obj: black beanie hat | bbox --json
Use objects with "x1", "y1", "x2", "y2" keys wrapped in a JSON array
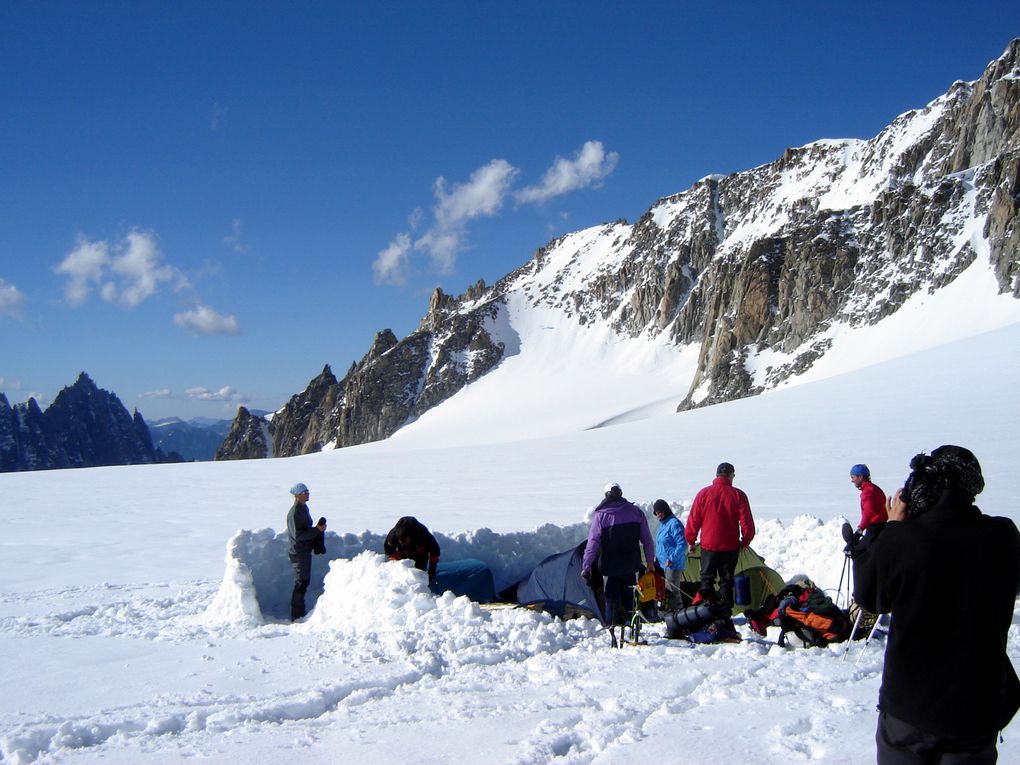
[
  {"x1": 904, "y1": 445, "x2": 984, "y2": 517},
  {"x1": 716, "y1": 462, "x2": 735, "y2": 477}
]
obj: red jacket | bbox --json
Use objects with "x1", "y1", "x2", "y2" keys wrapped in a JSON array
[
  {"x1": 684, "y1": 476, "x2": 755, "y2": 552},
  {"x1": 858, "y1": 480, "x2": 888, "y2": 531}
]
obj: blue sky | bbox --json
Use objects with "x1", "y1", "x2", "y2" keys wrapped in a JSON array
[{"x1": 2, "y1": 2, "x2": 1018, "y2": 422}]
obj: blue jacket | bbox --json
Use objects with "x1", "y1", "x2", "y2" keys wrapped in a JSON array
[{"x1": 655, "y1": 514, "x2": 688, "y2": 571}]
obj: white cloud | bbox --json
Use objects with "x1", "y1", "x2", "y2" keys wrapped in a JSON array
[
  {"x1": 111, "y1": 231, "x2": 178, "y2": 307},
  {"x1": 375, "y1": 142, "x2": 618, "y2": 286},
  {"x1": 0, "y1": 278, "x2": 27, "y2": 319},
  {"x1": 55, "y1": 231, "x2": 182, "y2": 308},
  {"x1": 373, "y1": 233, "x2": 412, "y2": 286},
  {"x1": 516, "y1": 140, "x2": 619, "y2": 204},
  {"x1": 415, "y1": 159, "x2": 519, "y2": 273},
  {"x1": 139, "y1": 389, "x2": 173, "y2": 400},
  {"x1": 54, "y1": 236, "x2": 110, "y2": 306},
  {"x1": 185, "y1": 385, "x2": 246, "y2": 403},
  {"x1": 173, "y1": 304, "x2": 241, "y2": 336}
]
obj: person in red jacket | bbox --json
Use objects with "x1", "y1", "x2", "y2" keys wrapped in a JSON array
[
  {"x1": 850, "y1": 464, "x2": 888, "y2": 533},
  {"x1": 684, "y1": 462, "x2": 755, "y2": 615},
  {"x1": 843, "y1": 464, "x2": 889, "y2": 550}
]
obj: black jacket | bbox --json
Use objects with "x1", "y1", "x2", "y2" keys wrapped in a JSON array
[
  {"x1": 286, "y1": 500, "x2": 322, "y2": 556},
  {"x1": 853, "y1": 488, "x2": 1020, "y2": 735},
  {"x1": 384, "y1": 517, "x2": 440, "y2": 579}
]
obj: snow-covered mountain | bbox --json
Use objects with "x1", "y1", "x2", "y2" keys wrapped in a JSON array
[{"x1": 219, "y1": 40, "x2": 1020, "y2": 460}]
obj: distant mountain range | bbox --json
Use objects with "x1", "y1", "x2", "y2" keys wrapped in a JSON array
[
  {"x1": 148, "y1": 413, "x2": 270, "y2": 462},
  {"x1": 216, "y1": 40, "x2": 1020, "y2": 461},
  {"x1": 7, "y1": 42, "x2": 1018, "y2": 471},
  {"x1": 1, "y1": 373, "x2": 161, "y2": 472},
  {"x1": 147, "y1": 417, "x2": 233, "y2": 462},
  {"x1": 0, "y1": 373, "x2": 268, "y2": 472}
]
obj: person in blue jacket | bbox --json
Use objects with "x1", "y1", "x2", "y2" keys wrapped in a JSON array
[{"x1": 653, "y1": 499, "x2": 687, "y2": 607}]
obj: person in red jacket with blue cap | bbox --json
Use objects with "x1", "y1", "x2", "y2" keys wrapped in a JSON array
[
  {"x1": 842, "y1": 464, "x2": 888, "y2": 549},
  {"x1": 851, "y1": 464, "x2": 888, "y2": 533}
]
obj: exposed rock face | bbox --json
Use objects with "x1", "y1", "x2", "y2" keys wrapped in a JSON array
[
  {"x1": 216, "y1": 285, "x2": 506, "y2": 458},
  {"x1": 0, "y1": 373, "x2": 159, "y2": 472},
  {"x1": 217, "y1": 41, "x2": 1020, "y2": 458},
  {"x1": 214, "y1": 406, "x2": 271, "y2": 461},
  {"x1": 493, "y1": 40, "x2": 1020, "y2": 411}
]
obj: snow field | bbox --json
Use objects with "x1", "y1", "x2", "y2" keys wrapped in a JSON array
[
  {"x1": 4, "y1": 509, "x2": 1014, "y2": 764},
  {"x1": 1, "y1": 321, "x2": 1018, "y2": 763}
]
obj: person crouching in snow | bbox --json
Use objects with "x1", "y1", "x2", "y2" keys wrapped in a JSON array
[
  {"x1": 384, "y1": 516, "x2": 441, "y2": 583},
  {"x1": 581, "y1": 482, "x2": 655, "y2": 628},
  {"x1": 652, "y1": 499, "x2": 687, "y2": 608}
]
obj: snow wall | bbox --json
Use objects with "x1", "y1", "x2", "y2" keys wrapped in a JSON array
[{"x1": 203, "y1": 501, "x2": 856, "y2": 628}]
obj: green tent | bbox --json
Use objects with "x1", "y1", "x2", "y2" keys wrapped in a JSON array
[{"x1": 680, "y1": 545, "x2": 786, "y2": 615}]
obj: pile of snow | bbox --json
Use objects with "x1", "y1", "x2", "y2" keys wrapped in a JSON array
[
  {"x1": 306, "y1": 553, "x2": 599, "y2": 675},
  {"x1": 203, "y1": 519, "x2": 595, "y2": 627}
]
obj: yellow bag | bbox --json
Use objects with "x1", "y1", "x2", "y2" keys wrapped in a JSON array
[{"x1": 637, "y1": 572, "x2": 658, "y2": 603}]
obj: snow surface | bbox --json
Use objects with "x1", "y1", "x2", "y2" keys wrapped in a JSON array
[{"x1": 2, "y1": 318, "x2": 1019, "y2": 761}]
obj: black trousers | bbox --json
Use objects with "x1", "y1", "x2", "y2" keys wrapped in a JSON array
[
  {"x1": 698, "y1": 548, "x2": 739, "y2": 612},
  {"x1": 877, "y1": 711, "x2": 998, "y2": 765},
  {"x1": 289, "y1": 551, "x2": 311, "y2": 622},
  {"x1": 603, "y1": 573, "x2": 639, "y2": 627}
]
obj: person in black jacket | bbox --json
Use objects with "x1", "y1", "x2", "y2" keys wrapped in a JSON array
[
  {"x1": 286, "y1": 482, "x2": 325, "y2": 622},
  {"x1": 384, "y1": 516, "x2": 440, "y2": 583},
  {"x1": 852, "y1": 445, "x2": 1020, "y2": 764}
]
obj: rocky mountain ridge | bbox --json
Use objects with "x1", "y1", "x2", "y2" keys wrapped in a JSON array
[
  {"x1": 217, "y1": 40, "x2": 1020, "y2": 461},
  {"x1": 0, "y1": 373, "x2": 162, "y2": 472}
]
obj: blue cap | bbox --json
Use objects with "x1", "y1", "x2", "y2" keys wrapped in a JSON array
[
  {"x1": 289, "y1": 482, "x2": 309, "y2": 495},
  {"x1": 849, "y1": 464, "x2": 870, "y2": 478}
]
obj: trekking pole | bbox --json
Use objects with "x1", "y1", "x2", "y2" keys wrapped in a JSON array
[
  {"x1": 841, "y1": 608, "x2": 865, "y2": 662},
  {"x1": 835, "y1": 552, "x2": 852, "y2": 609},
  {"x1": 854, "y1": 615, "x2": 886, "y2": 667}
]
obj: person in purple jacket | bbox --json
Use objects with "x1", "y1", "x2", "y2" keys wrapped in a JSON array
[{"x1": 581, "y1": 482, "x2": 656, "y2": 627}]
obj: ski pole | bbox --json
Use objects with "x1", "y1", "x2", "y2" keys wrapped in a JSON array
[
  {"x1": 854, "y1": 615, "x2": 886, "y2": 667},
  {"x1": 842, "y1": 608, "x2": 865, "y2": 662}
]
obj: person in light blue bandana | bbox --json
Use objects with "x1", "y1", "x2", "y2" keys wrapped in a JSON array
[{"x1": 286, "y1": 482, "x2": 325, "y2": 621}]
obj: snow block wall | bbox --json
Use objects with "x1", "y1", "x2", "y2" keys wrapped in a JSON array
[{"x1": 204, "y1": 520, "x2": 592, "y2": 626}]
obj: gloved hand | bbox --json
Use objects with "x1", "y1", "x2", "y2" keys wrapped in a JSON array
[{"x1": 581, "y1": 570, "x2": 592, "y2": 583}]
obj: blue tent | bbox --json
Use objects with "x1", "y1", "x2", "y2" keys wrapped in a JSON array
[
  {"x1": 429, "y1": 558, "x2": 497, "y2": 603},
  {"x1": 513, "y1": 542, "x2": 606, "y2": 623}
]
